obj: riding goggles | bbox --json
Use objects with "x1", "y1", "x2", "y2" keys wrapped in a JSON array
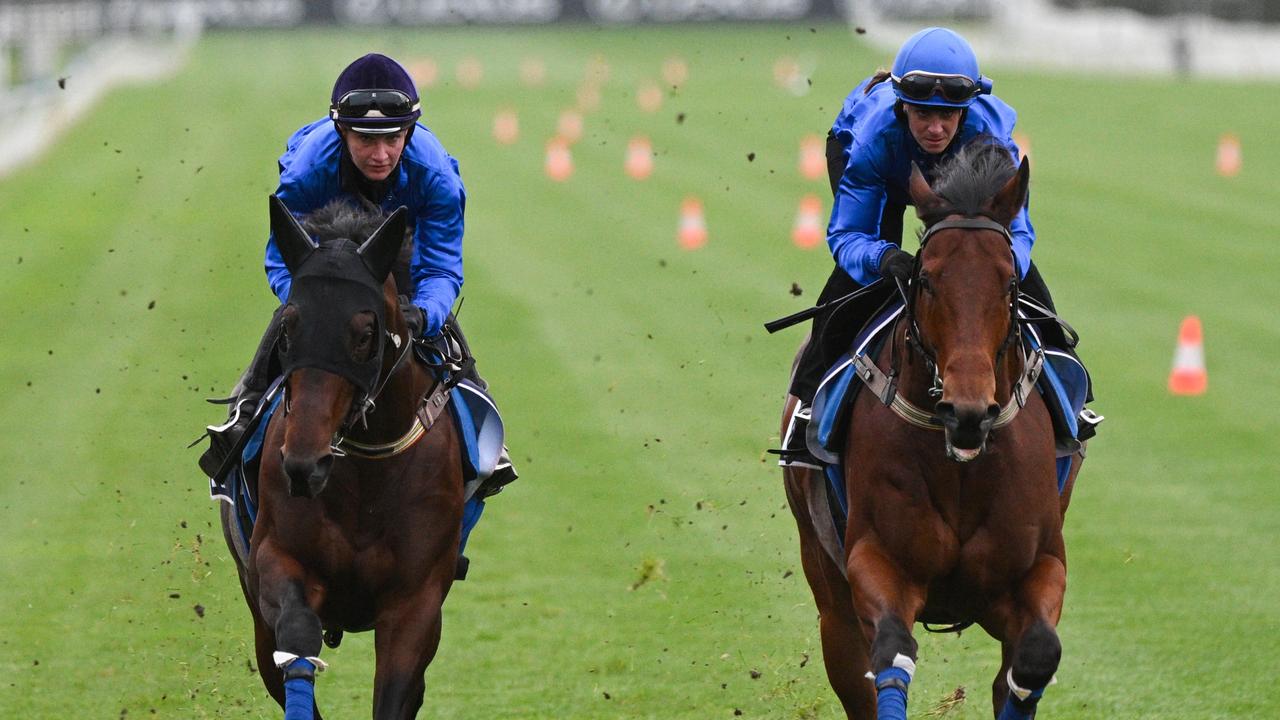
[
  {"x1": 330, "y1": 89, "x2": 420, "y2": 121},
  {"x1": 892, "y1": 72, "x2": 980, "y2": 104}
]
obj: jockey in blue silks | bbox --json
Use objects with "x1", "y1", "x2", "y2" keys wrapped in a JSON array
[
  {"x1": 781, "y1": 28, "x2": 1097, "y2": 468},
  {"x1": 199, "y1": 53, "x2": 517, "y2": 495}
]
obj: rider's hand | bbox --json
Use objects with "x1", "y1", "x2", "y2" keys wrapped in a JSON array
[
  {"x1": 398, "y1": 295, "x2": 426, "y2": 338},
  {"x1": 879, "y1": 248, "x2": 915, "y2": 284}
]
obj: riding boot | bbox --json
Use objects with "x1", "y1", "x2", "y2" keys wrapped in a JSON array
[
  {"x1": 789, "y1": 266, "x2": 863, "y2": 403},
  {"x1": 446, "y1": 316, "x2": 519, "y2": 495},
  {"x1": 197, "y1": 307, "x2": 284, "y2": 478}
]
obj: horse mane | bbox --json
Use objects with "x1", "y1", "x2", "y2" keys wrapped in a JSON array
[
  {"x1": 920, "y1": 135, "x2": 1018, "y2": 225},
  {"x1": 301, "y1": 199, "x2": 385, "y2": 246}
]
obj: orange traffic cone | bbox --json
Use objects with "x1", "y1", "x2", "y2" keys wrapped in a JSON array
[
  {"x1": 625, "y1": 135, "x2": 653, "y2": 180},
  {"x1": 492, "y1": 109, "x2": 519, "y2": 145},
  {"x1": 637, "y1": 81, "x2": 663, "y2": 113},
  {"x1": 408, "y1": 58, "x2": 438, "y2": 88},
  {"x1": 799, "y1": 134, "x2": 825, "y2": 181},
  {"x1": 1216, "y1": 133, "x2": 1241, "y2": 177},
  {"x1": 1168, "y1": 315, "x2": 1207, "y2": 395},
  {"x1": 678, "y1": 197, "x2": 707, "y2": 250},
  {"x1": 557, "y1": 110, "x2": 583, "y2": 144},
  {"x1": 545, "y1": 138, "x2": 573, "y2": 182},
  {"x1": 1013, "y1": 131, "x2": 1031, "y2": 161},
  {"x1": 792, "y1": 194, "x2": 824, "y2": 249},
  {"x1": 519, "y1": 57, "x2": 546, "y2": 87},
  {"x1": 662, "y1": 57, "x2": 688, "y2": 87}
]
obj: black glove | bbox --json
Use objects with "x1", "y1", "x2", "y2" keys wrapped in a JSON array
[
  {"x1": 878, "y1": 248, "x2": 915, "y2": 284},
  {"x1": 398, "y1": 295, "x2": 425, "y2": 338}
]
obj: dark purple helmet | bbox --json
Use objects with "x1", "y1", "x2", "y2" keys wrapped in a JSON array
[{"x1": 329, "y1": 54, "x2": 421, "y2": 135}]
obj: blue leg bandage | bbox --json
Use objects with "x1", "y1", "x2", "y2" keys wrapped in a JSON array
[
  {"x1": 997, "y1": 668, "x2": 1049, "y2": 720},
  {"x1": 874, "y1": 666, "x2": 912, "y2": 720},
  {"x1": 280, "y1": 657, "x2": 317, "y2": 720}
]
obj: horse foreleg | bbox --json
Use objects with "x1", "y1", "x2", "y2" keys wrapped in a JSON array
[
  {"x1": 255, "y1": 548, "x2": 326, "y2": 720},
  {"x1": 847, "y1": 539, "x2": 926, "y2": 720},
  {"x1": 986, "y1": 554, "x2": 1066, "y2": 720},
  {"x1": 784, "y1": 469, "x2": 875, "y2": 719},
  {"x1": 371, "y1": 585, "x2": 450, "y2": 720}
]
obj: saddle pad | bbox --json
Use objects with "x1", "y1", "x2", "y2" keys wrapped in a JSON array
[{"x1": 810, "y1": 302, "x2": 905, "y2": 463}]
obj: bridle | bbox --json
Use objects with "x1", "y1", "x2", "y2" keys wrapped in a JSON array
[
  {"x1": 856, "y1": 215, "x2": 1043, "y2": 431},
  {"x1": 280, "y1": 321, "x2": 422, "y2": 459},
  {"x1": 903, "y1": 216, "x2": 1023, "y2": 382}
]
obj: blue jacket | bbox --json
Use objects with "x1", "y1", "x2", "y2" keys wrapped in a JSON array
[
  {"x1": 828, "y1": 78, "x2": 1034, "y2": 285},
  {"x1": 266, "y1": 119, "x2": 466, "y2": 336}
]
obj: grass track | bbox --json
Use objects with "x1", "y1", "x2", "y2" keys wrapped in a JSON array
[{"x1": 1, "y1": 24, "x2": 1278, "y2": 719}]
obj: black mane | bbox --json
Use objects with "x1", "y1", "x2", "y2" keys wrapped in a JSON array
[
  {"x1": 924, "y1": 135, "x2": 1018, "y2": 222},
  {"x1": 301, "y1": 199, "x2": 385, "y2": 246}
]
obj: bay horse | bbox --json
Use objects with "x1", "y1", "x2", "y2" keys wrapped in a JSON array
[
  {"x1": 781, "y1": 142, "x2": 1084, "y2": 719},
  {"x1": 219, "y1": 196, "x2": 464, "y2": 720}
]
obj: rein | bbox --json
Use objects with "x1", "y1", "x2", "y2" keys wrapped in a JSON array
[{"x1": 857, "y1": 216, "x2": 1043, "y2": 431}]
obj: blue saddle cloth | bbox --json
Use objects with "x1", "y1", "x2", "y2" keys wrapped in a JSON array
[
  {"x1": 210, "y1": 378, "x2": 505, "y2": 559},
  {"x1": 809, "y1": 299, "x2": 1091, "y2": 528}
]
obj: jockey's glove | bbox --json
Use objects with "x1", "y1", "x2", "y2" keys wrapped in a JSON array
[
  {"x1": 879, "y1": 247, "x2": 915, "y2": 284},
  {"x1": 398, "y1": 295, "x2": 426, "y2": 338}
]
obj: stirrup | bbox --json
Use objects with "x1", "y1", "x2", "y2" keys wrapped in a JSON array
[
  {"x1": 1077, "y1": 407, "x2": 1104, "y2": 441},
  {"x1": 777, "y1": 403, "x2": 823, "y2": 470},
  {"x1": 196, "y1": 395, "x2": 258, "y2": 478},
  {"x1": 480, "y1": 446, "x2": 519, "y2": 497}
]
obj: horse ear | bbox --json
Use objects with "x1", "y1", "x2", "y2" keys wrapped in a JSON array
[
  {"x1": 988, "y1": 155, "x2": 1030, "y2": 226},
  {"x1": 357, "y1": 206, "x2": 408, "y2": 281},
  {"x1": 269, "y1": 195, "x2": 318, "y2": 272},
  {"x1": 908, "y1": 163, "x2": 942, "y2": 217}
]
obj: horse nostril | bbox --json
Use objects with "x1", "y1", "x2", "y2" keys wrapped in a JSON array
[
  {"x1": 986, "y1": 403, "x2": 1000, "y2": 419},
  {"x1": 935, "y1": 401, "x2": 955, "y2": 418}
]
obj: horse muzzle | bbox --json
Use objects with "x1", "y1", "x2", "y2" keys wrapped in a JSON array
[
  {"x1": 282, "y1": 450, "x2": 335, "y2": 498},
  {"x1": 935, "y1": 400, "x2": 999, "y2": 462}
]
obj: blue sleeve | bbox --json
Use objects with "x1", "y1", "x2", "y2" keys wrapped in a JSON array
[
  {"x1": 827, "y1": 143, "x2": 897, "y2": 285},
  {"x1": 409, "y1": 164, "x2": 466, "y2": 336},
  {"x1": 1001, "y1": 137, "x2": 1033, "y2": 279}
]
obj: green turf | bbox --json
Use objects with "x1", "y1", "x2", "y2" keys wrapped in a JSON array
[{"x1": 1, "y1": 23, "x2": 1278, "y2": 719}]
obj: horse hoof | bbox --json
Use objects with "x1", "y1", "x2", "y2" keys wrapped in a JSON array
[{"x1": 323, "y1": 629, "x2": 343, "y2": 648}]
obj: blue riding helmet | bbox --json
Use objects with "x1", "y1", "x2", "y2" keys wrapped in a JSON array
[
  {"x1": 890, "y1": 27, "x2": 993, "y2": 108},
  {"x1": 330, "y1": 53, "x2": 422, "y2": 135}
]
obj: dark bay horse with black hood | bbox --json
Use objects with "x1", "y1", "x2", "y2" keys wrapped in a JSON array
[
  {"x1": 782, "y1": 141, "x2": 1085, "y2": 720},
  {"x1": 220, "y1": 196, "x2": 464, "y2": 720}
]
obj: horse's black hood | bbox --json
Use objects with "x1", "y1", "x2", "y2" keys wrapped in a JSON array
[
  {"x1": 279, "y1": 240, "x2": 387, "y2": 394},
  {"x1": 268, "y1": 194, "x2": 407, "y2": 395}
]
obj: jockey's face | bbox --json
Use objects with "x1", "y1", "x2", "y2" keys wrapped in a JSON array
[
  {"x1": 342, "y1": 127, "x2": 407, "y2": 182},
  {"x1": 904, "y1": 104, "x2": 962, "y2": 155}
]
